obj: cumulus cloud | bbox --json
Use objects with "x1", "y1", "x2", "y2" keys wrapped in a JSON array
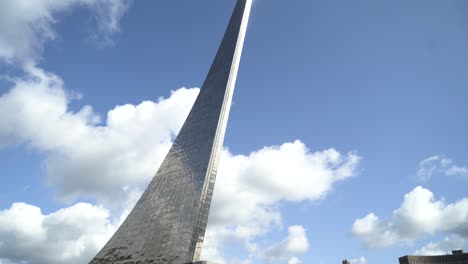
[
  {"x1": 263, "y1": 225, "x2": 309, "y2": 263},
  {"x1": 417, "y1": 155, "x2": 468, "y2": 181},
  {"x1": 201, "y1": 143, "x2": 359, "y2": 263},
  {"x1": 0, "y1": 66, "x2": 198, "y2": 206},
  {"x1": 414, "y1": 235, "x2": 467, "y2": 256},
  {"x1": 352, "y1": 186, "x2": 468, "y2": 248},
  {"x1": 0, "y1": 202, "x2": 117, "y2": 264},
  {"x1": 209, "y1": 143, "x2": 359, "y2": 226},
  {"x1": 287, "y1": 257, "x2": 302, "y2": 264},
  {"x1": 0, "y1": 0, "x2": 131, "y2": 64}
]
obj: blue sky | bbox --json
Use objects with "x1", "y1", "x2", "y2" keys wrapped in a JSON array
[{"x1": 1, "y1": 0, "x2": 468, "y2": 264}]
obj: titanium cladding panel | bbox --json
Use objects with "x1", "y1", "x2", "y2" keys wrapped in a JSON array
[{"x1": 90, "y1": 0, "x2": 252, "y2": 263}]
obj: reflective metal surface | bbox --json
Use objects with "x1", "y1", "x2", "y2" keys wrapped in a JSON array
[{"x1": 90, "y1": 0, "x2": 251, "y2": 263}]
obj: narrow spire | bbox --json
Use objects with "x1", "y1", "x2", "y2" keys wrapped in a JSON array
[{"x1": 90, "y1": 0, "x2": 252, "y2": 263}]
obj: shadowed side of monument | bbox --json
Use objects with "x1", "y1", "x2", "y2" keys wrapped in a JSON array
[{"x1": 89, "y1": 0, "x2": 252, "y2": 263}]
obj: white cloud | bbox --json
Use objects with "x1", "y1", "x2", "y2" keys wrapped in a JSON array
[
  {"x1": 446, "y1": 166, "x2": 468, "y2": 177},
  {"x1": 263, "y1": 226, "x2": 309, "y2": 263},
  {"x1": 0, "y1": 0, "x2": 131, "y2": 64},
  {"x1": 417, "y1": 156, "x2": 443, "y2": 181},
  {"x1": 287, "y1": 257, "x2": 302, "y2": 264},
  {"x1": 414, "y1": 235, "x2": 467, "y2": 256},
  {"x1": 201, "y1": 143, "x2": 359, "y2": 262},
  {"x1": 352, "y1": 186, "x2": 468, "y2": 248},
  {"x1": 86, "y1": 0, "x2": 131, "y2": 45},
  {"x1": 417, "y1": 155, "x2": 468, "y2": 181},
  {"x1": 0, "y1": 66, "x2": 198, "y2": 206},
  {"x1": 349, "y1": 257, "x2": 367, "y2": 264},
  {"x1": 209, "y1": 144, "x2": 359, "y2": 229},
  {"x1": 0, "y1": 202, "x2": 117, "y2": 264}
]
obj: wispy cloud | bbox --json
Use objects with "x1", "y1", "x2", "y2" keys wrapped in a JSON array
[
  {"x1": 417, "y1": 155, "x2": 468, "y2": 181},
  {"x1": 0, "y1": 0, "x2": 131, "y2": 65}
]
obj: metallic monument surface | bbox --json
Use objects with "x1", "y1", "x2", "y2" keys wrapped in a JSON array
[{"x1": 90, "y1": 0, "x2": 252, "y2": 263}]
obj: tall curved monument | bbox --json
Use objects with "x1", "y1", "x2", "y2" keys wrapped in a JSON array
[{"x1": 90, "y1": 0, "x2": 252, "y2": 263}]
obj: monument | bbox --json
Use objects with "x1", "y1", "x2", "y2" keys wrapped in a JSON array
[{"x1": 90, "y1": 0, "x2": 252, "y2": 263}]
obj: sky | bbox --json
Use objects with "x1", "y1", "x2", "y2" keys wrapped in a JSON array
[{"x1": 0, "y1": 0, "x2": 468, "y2": 264}]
